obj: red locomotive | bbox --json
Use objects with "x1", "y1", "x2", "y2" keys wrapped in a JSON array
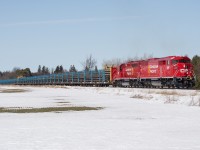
[{"x1": 110, "y1": 56, "x2": 195, "y2": 88}]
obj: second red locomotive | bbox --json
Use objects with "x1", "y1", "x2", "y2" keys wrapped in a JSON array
[{"x1": 110, "y1": 56, "x2": 195, "y2": 88}]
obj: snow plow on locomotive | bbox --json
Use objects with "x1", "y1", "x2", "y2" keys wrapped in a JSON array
[{"x1": 110, "y1": 56, "x2": 195, "y2": 88}]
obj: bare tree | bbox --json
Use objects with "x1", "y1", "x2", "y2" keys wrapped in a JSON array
[
  {"x1": 125, "y1": 53, "x2": 153, "y2": 62},
  {"x1": 81, "y1": 54, "x2": 97, "y2": 71},
  {"x1": 125, "y1": 56, "x2": 140, "y2": 63},
  {"x1": 140, "y1": 53, "x2": 153, "y2": 60},
  {"x1": 102, "y1": 54, "x2": 153, "y2": 68},
  {"x1": 102, "y1": 58, "x2": 122, "y2": 67}
]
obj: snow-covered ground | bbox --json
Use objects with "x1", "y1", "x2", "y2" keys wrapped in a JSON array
[{"x1": 0, "y1": 85, "x2": 200, "y2": 150}]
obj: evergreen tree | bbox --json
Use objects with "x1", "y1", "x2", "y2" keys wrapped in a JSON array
[
  {"x1": 95, "y1": 66, "x2": 98, "y2": 72},
  {"x1": 24, "y1": 68, "x2": 32, "y2": 77},
  {"x1": 69, "y1": 65, "x2": 77, "y2": 72},
  {"x1": 60, "y1": 65, "x2": 64, "y2": 73},
  {"x1": 192, "y1": 55, "x2": 200, "y2": 88},
  {"x1": 0, "y1": 71, "x2": 3, "y2": 77},
  {"x1": 38, "y1": 65, "x2": 41, "y2": 74},
  {"x1": 54, "y1": 66, "x2": 60, "y2": 74},
  {"x1": 16, "y1": 68, "x2": 32, "y2": 77},
  {"x1": 42, "y1": 66, "x2": 46, "y2": 74}
]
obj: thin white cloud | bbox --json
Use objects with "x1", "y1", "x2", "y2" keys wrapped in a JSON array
[{"x1": 0, "y1": 16, "x2": 140, "y2": 27}]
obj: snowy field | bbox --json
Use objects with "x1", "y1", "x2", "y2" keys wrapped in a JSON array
[{"x1": 0, "y1": 85, "x2": 200, "y2": 150}]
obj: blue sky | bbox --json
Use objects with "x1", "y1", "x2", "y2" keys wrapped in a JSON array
[{"x1": 0, "y1": 0, "x2": 200, "y2": 72}]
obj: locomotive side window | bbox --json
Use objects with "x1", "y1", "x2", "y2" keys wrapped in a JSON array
[
  {"x1": 120, "y1": 65, "x2": 124, "y2": 71},
  {"x1": 172, "y1": 59, "x2": 190, "y2": 64},
  {"x1": 132, "y1": 64, "x2": 138, "y2": 67},
  {"x1": 172, "y1": 60, "x2": 178, "y2": 64},
  {"x1": 159, "y1": 60, "x2": 166, "y2": 65},
  {"x1": 179, "y1": 59, "x2": 191, "y2": 63}
]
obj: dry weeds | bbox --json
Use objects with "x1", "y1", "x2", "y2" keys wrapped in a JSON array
[
  {"x1": 189, "y1": 95, "x2": 200, "y2": 106},
  {"x1": 164, "y1": 95, "x2": 179, "y2": 103},
  {"x1": 0, "y1": 106, "x2": 103, "y2": 113},
  {"x1": 0, "y1": 89, "x2": 28, "y2": 93},
  {"x1": 131, "y1": 94, "x2": 144, "y2": 99},
  {"x1": 131, "y1": 94, "x2": 153, "y2": 100},
  {"x1": 154, "y1": 90, "x2": 186, "y2": 96},
  {"x1": 190, "y1": 91, "x2": 198, "y2": 96}
]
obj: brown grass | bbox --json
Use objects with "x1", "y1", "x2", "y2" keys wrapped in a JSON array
[
  {"x1": 131, "y1": 94, "x2": 153, "y2": 100},
  {"x1": 0, "y1": 106, "x2": 103, "y2": 113},
  {"x1": 131, "y1": 94, "x2": 144, "y2": 99},
  {"x1": 0, "y1": 89, "x2": 28, "y2": 93},
  {"x1": 155, "y1": 90, "x2": 185, "y2": 96},
  {"x1": 56, "y1": 102, "x2": 70, "y2": 104}
]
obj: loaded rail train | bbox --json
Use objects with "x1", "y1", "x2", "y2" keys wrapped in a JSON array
[{"x1": 0, "y1": 56, "x2": 195, "y2": 88}]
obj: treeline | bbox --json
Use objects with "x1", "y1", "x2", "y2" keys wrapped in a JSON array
[
  {"x1": 0, "y1": 68, "x2": 32, "y2": 80},
  {"x1": 0, "y1": 55, "x2": 96, "y2": 80},
  {"x1": 0, "y1": 65, "x2": 79, "y2": 80},
  {"x1": 36, "y1": 65, "x2": 78, "y2": 74}
]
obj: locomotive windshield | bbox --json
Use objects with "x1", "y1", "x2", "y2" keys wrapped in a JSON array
[
  {"x1": 179, "y1": 59, "x2": 190, "y2": 63},
  {"x1": 172, "y1": 59, "x2": 190, "y2": 64}
]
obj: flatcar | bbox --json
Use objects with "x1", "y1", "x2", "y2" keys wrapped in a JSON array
[{"x1": 0, "y1": 70, "x2": 110, "y2": 86}]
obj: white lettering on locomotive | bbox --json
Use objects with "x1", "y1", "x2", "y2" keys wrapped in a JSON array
[
  {"x1": 126, "y1": 68, "x2": 132, "y2": 75},
  {"x1": 148, "y1": 65, "x2": 158, "y2": 74},
  {"x1": 150, "y1": 70, "x2": 157, "y2": 73},
  {"x1": 149, "y1": 65, "x2": 158, "y2": 69}
]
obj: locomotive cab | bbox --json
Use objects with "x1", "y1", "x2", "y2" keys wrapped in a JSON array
[
  {"x1": 171, "y1": 57, "x2": 193, "y2": 78},
  {"x1": 171, "y1": 56, "x2": 195, "y2": 87}
]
